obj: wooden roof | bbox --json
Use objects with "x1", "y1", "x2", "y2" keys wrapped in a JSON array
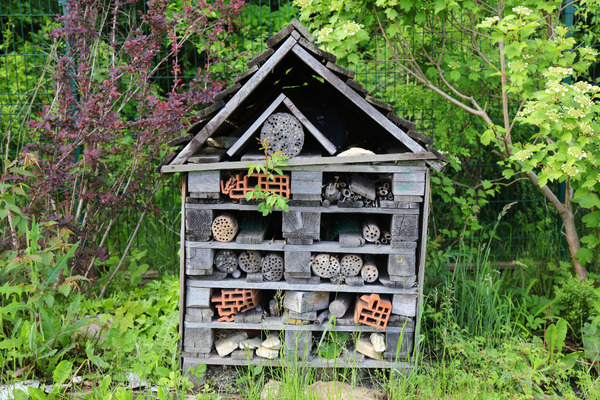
[{"x1": 161, "y1": 20, "x2": 445, "y2": 173}]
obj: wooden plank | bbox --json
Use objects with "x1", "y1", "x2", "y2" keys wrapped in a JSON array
[
  {"x1": 178, "y1": 178, "x2": 187, "y2": 369},
  {"x1": 155, "y1": 150, "x2": 178, "y2": 173},
  {"x1": 247, "y1": 48, "x2": 274, "y2": 68},
  {"x1": 386, "y1": 112, "x2": 417, "y2": 130},
  {"x1": 187, "y1": 275, "x2": 419, "y2": 295},
  {"x1": 235, "y1": 229, "x2": 266, "y2": 244},
  {"x1": 407, "y1": 129, "x2": 433, "y2": 146},
  {"x1": 326, "y1": 61, "x2": 355, "y2": 79},
  {"x1": 414, "y1": 169, "x2": 430, "y2": 356},
  {"x1": 187, "y1": 147, "x2": 225, "y2": 164},
  {"x1": 213, "y1": 83, "x2": 241, "y2": 102},
  {"x1": 366, "y1": 95, "x2": 394, "y2": 113},
  {"x1": 297, "y1": 37, "x2": 336, "y2": 63},
  {"x1": 290, "y1": 44, "x2": 444, "y2": 172},
  {"x1": 282, "y1": 97, "x2": 337, "y2": 155},
  {"x1": 290, "y1": 19, "x2": 316, "y2": 43},
  {"x1": 171, "y1": 36, "x2": 298, "y2": 165},
  {"x1": 290, "y1": 171, "x2": 322, "y2": 195},
  {"x1": 267, "y1": 24, "x2": 295, "y2": 47},
  {"x1": 227, "y1": 93, "x2": 287, "y2": 157},
  {"x1": 167, "y1": 134, "x2": 193, "y2": 148},
  {"x1": 182, "y1": 354, "x2": 412, "y2": 369},
  {"x1": 186, "y1": 202, "x2": 421, "y2": 214},
  {"x1": 232, "y1": 65, "x2": 259, "y2": 84},
  {"x1": 185, "y1": 316, "x2": 414, "y2": 333},
  {"x1": 197, "y1": 99, "x2": 225, "y2": 120},
  {"x1": 163, "y1": 152, "x2": 437, "y2": 173},
  {"x1": 346, "y1": 79, "x2": 367, "y2": 96}
]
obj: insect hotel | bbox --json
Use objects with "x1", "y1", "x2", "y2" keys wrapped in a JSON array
[{"x1": 159, "y1": 20, "x2": 444, "y2": 373}]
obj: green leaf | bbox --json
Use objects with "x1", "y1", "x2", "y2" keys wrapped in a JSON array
[
  {"x1": 86, "y1": 342, "x2": 110, "y2": 369},
  {"x1": 581, "y1": 234, "x2": 600, "y2": 248},
  {"x1": 481, "y1": 129, "x2": 495, "y2": 146},
  {"x1": 502, "y1": 169, "x2": 515, "y2": 179},
  {"x1": 582, "y1": 211, "x2": 600, "y2": 228},
  {"x1": 53, "y1": 360, "x2": 73, "y2": 385},
  {"x1": 576, "y1": 247, "x2": 594, "y2": 265},
  {"x1": 572, "y1": 193, "x2": 600, "y2": 209},
  {"x1": 481, "y1": 180, "x2": 492, "y2": 190}
]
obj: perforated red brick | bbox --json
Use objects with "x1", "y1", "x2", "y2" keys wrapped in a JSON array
[
  {"x1": 354, "y1": 293, "x2": 392, "y2": 330},
  {"x1": 221, "y1": 173, "x2": 290, "y2": 200},
  {"x1": 211, "y1": 289, "x2": 262, "y2": 321}
]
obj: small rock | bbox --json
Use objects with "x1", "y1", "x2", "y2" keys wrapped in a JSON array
[
  {"x1": 355, "y1": 338, "x2": 382, "y2": 360},
  {"x1": 370, "y1": 333, "x2": 385, "y2": 353},
  {"x1": 239, "y1": 337, "x2": 262, "y2": 350},
  {"x1": 216, "y1": 332, "x2": 248, "y2": 357},
  {"x1": 261, "y1": 380, "x2": 281, "y2": 400},
  {"x1": 231, "y1": 349, "x2": 254, "y2": 360},
  {"x1": 262, "y1": 334, "x2": 281, "y2": 350},
  {"x1": 256, "y1": 346, "x2": 279, "y2": 360},
  {"x1": 126, "y1": 372, "x2": 148, "y2": 389}
]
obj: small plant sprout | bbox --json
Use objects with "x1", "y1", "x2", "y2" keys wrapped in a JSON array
[{"x1": 246, "y1": 138, "x2": 290, "y2": 216}]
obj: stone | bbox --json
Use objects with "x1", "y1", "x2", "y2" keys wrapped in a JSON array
[
  {"x1": 369, "y1": 333, "x2": 385, "y2": 353},
  {"x1": 231, "y1": 349, "x2": 254, "y2": 360},
  {"x1": 256, "y1": 346, "x2": 279, "y2": 360},
  {"x1": 284, "y1": 291, "x2": 329, "y2": 314},
  {"x1": 215, "y1": 331, "x2": 248, "y2": 357},
  {"x1": 260, "y1": 380, "x2": 281, "y2": 400},
  {"x1": 239, "y1": 337, "x2": 262, "y2": 350},
  {"x1": 355, "y1": 337, "x2": 382, "y2": 360},
  {"x1": 262, "y1": 334, "x2": 282, "y2": 350}
]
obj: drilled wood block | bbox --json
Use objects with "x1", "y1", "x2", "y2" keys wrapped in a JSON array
[
  {"x1": 236, "y1": 230, "x2": 266, "y2": 245},
  {"x1": 238, "y1": 251, "x2": 262, "y2": 273},
  {"x1": 284, "y1": 251, "x2": 312, "y2": 275},
  {"x1": 186, "y1": 209, "x2": 213, "y2": 233},
  {"x1": 183, "y1": 326, "x2": 213, "y2": 350},
  {"x1": 260, "y1": 112, "x2": 305, "y2": 159},
  {"x1": 312, "y1": 254, "x2": 340, "y2": 278},
  {"x1": 384, "y1": 330, "x2": 414, "y2": 360},
  {"x1": 354, "y1": 294, "x2": 392, "y2": 330},
  {"x1": 214, "y1": 250, "x2": 238, "y2": 274},
  {"x1": 392, "y1": 172, "x2": 426, "y2": 196},
  {"x1": 282, "y1": 212, "x2": 320, "y2": 239},
  {"x1": 284, "y1": 330, "x2": 312, "y2": 358},
  {"x1": 185, "y1": 287, "x2": 212, "y2": 308},
  {"x1": 391, "y1": 294, "x2": 417, "y2": 317},
  {"x1": 291, "y1": 171, "x2": 322, "y2": 195},
  {"x1": 391, "y1": 215, "x2": 419, "y2": 242},
  {"x1": 188, "y1": 171, "x2": 221, "y2": 193},
  {"x1": 387, "y1": 252, "x2": 417, "y2": 276},
  {"x1": 262, "y1": 253, "x2": 284, "y2": 281},
  {"x1": 212, "y1": 214, "x2": 239, "y2": 242},
  {"x1": 284, "y1": 291, "x2": 329, "y2": 313},
  {"x1": 185, "y1": 247, "x2": 213, "y2": 271}
]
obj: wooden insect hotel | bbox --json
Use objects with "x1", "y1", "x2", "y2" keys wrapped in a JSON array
[{"x1": 159, "y1": 20, "x2": 444, "y2": 373}]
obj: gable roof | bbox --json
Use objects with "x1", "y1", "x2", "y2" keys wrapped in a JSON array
[{"x1": 161, "y1": 20, "x2": 444, "y2": 172}]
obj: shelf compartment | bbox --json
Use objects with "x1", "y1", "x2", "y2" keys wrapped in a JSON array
[{"x1": 185, "y1": 202, "x2": 421, "y2": 214}]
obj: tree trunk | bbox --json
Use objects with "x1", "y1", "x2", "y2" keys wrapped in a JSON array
[{"x1": 562, "y1": 210, "x2": 587, "y2": 281}]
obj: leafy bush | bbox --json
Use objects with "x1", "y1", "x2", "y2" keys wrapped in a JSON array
[{"x1": 555, "y1": 276, "x2": 600, "y2": 340}]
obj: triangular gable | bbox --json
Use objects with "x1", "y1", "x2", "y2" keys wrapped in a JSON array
[
  {"x1": 227, "y1": 93, "x2": 337, "y2": 157},
  {"x1": 167, "y1": 20, "x2": 443, "y2": 171}
]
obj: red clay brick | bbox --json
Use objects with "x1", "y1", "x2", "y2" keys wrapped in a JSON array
[{"x1": 354, "y1": 293, "x2": 392, "y2": 330}]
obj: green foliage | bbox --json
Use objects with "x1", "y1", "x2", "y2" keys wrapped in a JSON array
[
  {"x1": 555, "y1": 276, "x2": 600, "y2": 339},
  {"x1": 246, "y1": 138, "x2": 290, "y2": 216}
]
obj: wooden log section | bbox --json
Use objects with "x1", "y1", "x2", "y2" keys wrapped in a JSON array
[
  {"x1": 362, "y1": 219, "x2": 381, "y2": 243},
  {"x1": 314, "y1": 310, "x2": 330, "y2": 326},
  {"x1": 238, "y1": 250, "x2": 262, "y2": 273},
  {"x1": 212, "y1": 213, "x2": 238, "y2": 242},
  {"x1": 260, "y1": 112, "x2": 305, "y2": 159},
  {"x1": 214, "y1": 250, "x2": 238, "y2": 274},
  {"x1": 340, "y1": 254, "x2": 363, "y2": 277},
  {"x1": 361, "y1": 262, "x2": 379, "y2": 283},
  {"x1": 311, "y1": 254, "x2": 341, "y2": 279},
  {"x1": 262, "y1": 253, "x2": 284, "y2": 282},
  {"x1": 329, "y1": 293, "x2": 353, "y2": 318}
]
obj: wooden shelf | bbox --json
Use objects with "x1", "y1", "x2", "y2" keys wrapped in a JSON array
[
  {"x1": 186, "y1": 277, "x2": 418, "y2": 295},
  {"x1": 181, "y1": 353, "x2": 412, "y2": 369},
  {"x1": 185, "y1": 202, "x2": 421, "y2": 214},
  {"x1": 184, "y1": 317, "x2": 414, "y2": 333},
  {"x1": 185, "y1": 240, "x2": 412, "y2": 255}
]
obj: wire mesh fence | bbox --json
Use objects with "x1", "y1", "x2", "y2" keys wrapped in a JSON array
[{"x1": 0, "y1": 0, "x2": 591, "y2": 268}]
